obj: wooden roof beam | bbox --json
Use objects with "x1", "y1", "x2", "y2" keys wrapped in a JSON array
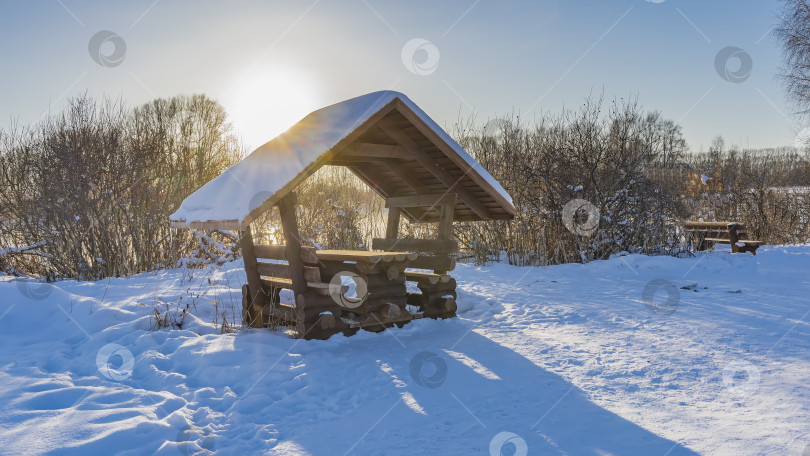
[
  {"x1": 385, "y1": 193, "x2": 456, "y2": 209},
  {"x1": 383, "y1": 161, "x2": 425, "y2": 196},
  {"x1": 377, "y1": 121, "x2": 492, "y2": 220},
  {"x1": 342, "y1": 143, "x2": 408, "y2": 159}
]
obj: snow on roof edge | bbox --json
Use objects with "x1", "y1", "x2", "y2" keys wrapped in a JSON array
[{"x1": 170, "y1": 90, "x2": 514, "y2": 226}]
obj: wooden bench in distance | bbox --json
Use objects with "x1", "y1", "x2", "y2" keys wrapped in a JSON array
[{"x1": 685, "y1": 221, "x2": 764, "y2": 255}]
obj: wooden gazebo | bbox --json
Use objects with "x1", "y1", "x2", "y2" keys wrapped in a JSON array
[{"x1": 170, "y1": 91, "x2": 515, "y2": 339}]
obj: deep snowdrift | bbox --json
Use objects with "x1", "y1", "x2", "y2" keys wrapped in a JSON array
[{"x1": 1, "y1": 245, "x2": 809, "y2": 455}]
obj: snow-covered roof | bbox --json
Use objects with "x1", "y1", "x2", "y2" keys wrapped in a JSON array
[{"x1": 170, "y1": 90, "x2": 515, "y2": 230}]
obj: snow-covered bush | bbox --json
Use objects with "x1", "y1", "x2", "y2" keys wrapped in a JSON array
[
  {"x1": 453, "y1": 95, "x2": 691, "y2": 265},
  {"x1": 0, "y1": 94, "x2": 243, "y2": 279}
]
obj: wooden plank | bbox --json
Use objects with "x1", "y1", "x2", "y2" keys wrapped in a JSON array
[
  {"x1": 385, "y1": 193, "x2": 455, "y2": 209},
  {"x1": 331, "y1": 157, "x2": 389, "y2": 165},
  {"x1": 315, "y1": 249, "x2": 414, "y2": 264},
  {"x1": 383, "y1": 161, "x2": 425, "y2": 195},
  {"x1": 386, "y1": 207, "x2": 401, "y2": 239},
  {"x1": 342, "y1": 143, "x2": 405, "y2": 159},
  {"x1": 254, "y1": 244, "x2": 318, "y2": 264},
  {"x1": 260, "y1": 277, "x2": 345, "y2": 296},
  {"x1": 317, "y1": 249, "x2": 382, "y2": 263},
  {"x1": 262, "y1": 302, "x2": 297, "y2": 323},
  {"x1": 685, "y1": 221, "x2": 743, "y2": 228},
  {"x1": 404, "y1": 271, "x2": 450, "y2": 285},
  {"x1": 408, "y1": 255, "x2": 456, "y2": 272},
  {"x1": 239, "y1": 227, "x2": 265, "y2": 328},
  {"x1": 372, "y1": 237, "x2": 457, "y2": 254},
  {"x1": 257, "y1": 262, "x2": 321, "y2": 283},
  {"x1": 377, "y1": 120, "x2": 493, "y2": 220}
]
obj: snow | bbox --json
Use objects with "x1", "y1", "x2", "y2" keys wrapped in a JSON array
[
  {"x1": 170, "y1": 91, "x2": 514, "y2": 226},
  {"x1": 2, "y1": 245, "x2": 810, "y2": 454}
]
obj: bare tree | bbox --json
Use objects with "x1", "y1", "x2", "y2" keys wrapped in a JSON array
[{"x1": 775, "y1": 0, "x2": 810, "y2": 113}]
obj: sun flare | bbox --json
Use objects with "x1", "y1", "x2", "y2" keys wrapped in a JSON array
[{"x1": 224, "y1": 65, "x2": 320, "y2": 149}]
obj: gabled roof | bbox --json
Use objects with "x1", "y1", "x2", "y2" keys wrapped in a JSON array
[{"x1": 170, "y1": 91, "x2": 516, "y2": 230}]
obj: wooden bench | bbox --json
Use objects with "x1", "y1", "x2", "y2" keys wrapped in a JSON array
[
  {"x1": 254, "y1": 245, "x2": 338, "y2": 296},
  {"x1": 685, "y1": 221, "x2": 764, "y2": 255}
]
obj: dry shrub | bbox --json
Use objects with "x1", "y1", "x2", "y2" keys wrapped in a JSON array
[
  {"x1": 454, "y1": 95, "x2": 690, "y2": 265},
  {"x1": 0, "y1": 94, "x2": 243, "y2": 279}
]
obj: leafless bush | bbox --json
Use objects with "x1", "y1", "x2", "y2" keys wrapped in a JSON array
[
  {"x1": 0, "y1": 94, "x2": 242, "y2": 279},
  {"x1": 683, "y1": 142, "x2": 810, "y2": 244},
  {"x1": 454, "y1": 96, "x2": 690, "y2": 265}
]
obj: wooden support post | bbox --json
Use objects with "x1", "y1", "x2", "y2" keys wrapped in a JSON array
[
  {"x1": 278, "y1": 193, "x2": 307, "y2": 295},
  {"x1": 728, "y1": 223, "x2": 740, "y2": 253},
  {"x1": 240, "y1": 226, "x2": 265, "y2": 328},
  {"x1": 386, "y1": 207, "x2": 401, "y2": 239},
  {"x1": 435, "y1": 193, "x2": 456, "y2": 275},
  {"x1": 437, "y1": 193, "x2": 456, "y2": 241},
  {"x1": 277, "y1": 192, "x2": 308, "y2": 336}
]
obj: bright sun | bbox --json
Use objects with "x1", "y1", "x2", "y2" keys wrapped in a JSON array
[{"x1": 224, "y1": 65, "x2": 320, "y2": 149}]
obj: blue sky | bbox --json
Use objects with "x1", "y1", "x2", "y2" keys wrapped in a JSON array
[{"x1": 0, "y1": 0, "x2": 799, "y2": 151}]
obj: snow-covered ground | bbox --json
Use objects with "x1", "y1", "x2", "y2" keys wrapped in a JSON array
[{"x1": 1, "y1": 245, "x2": 809, "y2": 455}]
